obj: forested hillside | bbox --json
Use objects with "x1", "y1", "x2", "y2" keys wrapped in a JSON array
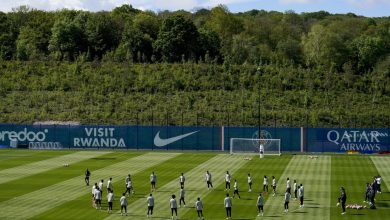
[{"x1": 0, "y1": 5, "x2": 389, "y2": 127}]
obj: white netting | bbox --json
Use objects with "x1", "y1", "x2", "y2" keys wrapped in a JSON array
[{"x1": 230, "y1": 138, "x2": 281, "y2": 155}]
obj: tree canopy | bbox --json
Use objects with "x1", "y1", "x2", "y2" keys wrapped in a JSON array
[{"x1": 0, "y1": 4, "x2": 388, "y2": 73}]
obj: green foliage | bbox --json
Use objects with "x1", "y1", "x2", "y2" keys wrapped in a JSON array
[
  {"x1": 48, "y1": 18, "x2": 84, "y2": 61},
  {"x1": 0, "y1": 12, "x2": 14, "y2": 60},
  {"x1": 154, "y1": 15, "x2": 200, "y2": 62},
  {"x1": 0, "y1": 5, "x2": 389, "y2": 67},
  {"x1": 85, "y1": 12, "x2": 120, "y2": 59},
  {"x1": 0, "y1": 61, "x2": 388, "y2": 127},
  {"x1": 0, "y1": 6, "x2": 389, "y2": 127}
]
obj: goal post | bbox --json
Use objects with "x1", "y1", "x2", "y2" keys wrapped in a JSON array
[{"x1": 230, "y1": 138, "x2": 281, "y2": 155}]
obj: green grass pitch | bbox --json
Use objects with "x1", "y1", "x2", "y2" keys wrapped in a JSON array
[{"x1": 0, "y1": 149, "x2": 389, "y2": 220}]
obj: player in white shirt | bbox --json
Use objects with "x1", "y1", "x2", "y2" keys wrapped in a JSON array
[
  {"x1": 263, "y1": 175, "x2": 268, "y2": 192},
  {"x1": 293, "y1": 179, "x2": 297, "y2": 200},
  {"x1": 125, "y1": 179, "x2": 133, "y2": 196},
  {"x1": 98, "y1": 179, "x2": 104, "y2": 197},
  {"x1": 272, "y1": 176, "x2": 277, "y2": 196},
  {"x1": 233, "y1": 179, "x2": 241, "y2": 199},
  {"x1": 286, "y1": 177, "x2": 291, "y2": 194},
  {"x1": 224, "y1": 193, "x2": 232, "y2": 219},
  {"x1": 376, "y1": 175, "x2": 382, "y2": 193},
  {"x1": 259, "y1": 144, "x2": 264, "y2": 158},
  {"x1": 107, "y1": 189, "x2": 114, "y2": 213},
  {"x1": 257, "y1": 193, "x2": 264, "y2": 216},
  {"x1": 107, "y1": 177, "x2": 113, "y2": 193},
  {"x1": 150, "y1": 172, "x2": 157, "y2": 192},
  {"x1": 299, "y1": 184, "x2": 304, "y2": 208},
  {"x1": 195, "y1": 197, "x2": 204, "y2": 220},
  {"x1": 120, "y1": 193, "x2": 128, "y2": 216},
  {"x1": 284, "y1": 190, "x2": 291, "y2": 213},
  {"x1": 92, "y1": 182, "x2": 98, "y2": 208},
  {"x1": 248, "y1": 173, "x2": 253, "y2": 192},
  {"x1": 147, "y1": 193, "x2": 154, "y2": 218},
  {"x1": 225, "y1": 171, "x2": 231, "y2": 191},
  {"x1": 170, "y1": 194, "x2": 178, "y2": 219},
  {"x1": 206, "y1": 171, "x2": 213, "y2": 189},
  {"x1": 179, "y1": 186, "x2": 186, "y2": 207},
  {"x1": 180, "y1": 173, "x2": 185, "y2": 188},
  {"x1": 125, "y1": 174, "x2": 131, "y2": 190},
  {"x1": 94, "y1": 186, "x2": 102, "y2": 210},
  {"x1": 125, "y1": 174, "x2": 131, "y2": 184}
]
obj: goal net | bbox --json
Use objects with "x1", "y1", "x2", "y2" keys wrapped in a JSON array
[{"x1": 230, "y1": 138, "x2": 281, "y2": 155}]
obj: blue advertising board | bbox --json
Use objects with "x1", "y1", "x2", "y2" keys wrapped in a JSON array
[
  {"x1": 224, "y1": 127, "x2": 301, "y2": 152},
  {"x1": 0, "y1": 124, "x2": 388, "y2": 153},
  {"x1": 305, "y1": 128, "x2": 390, "y2": 153}
]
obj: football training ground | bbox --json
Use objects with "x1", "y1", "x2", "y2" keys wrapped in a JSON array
[{"x1": 0, "y1": 150, "x2": 389, "y2": 220}]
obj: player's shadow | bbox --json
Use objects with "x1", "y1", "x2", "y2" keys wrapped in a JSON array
[
  {"x1": 92, "y1": 157, "x2": 116, "y2": 160},
  {"x1": 154, "y1": 190, "x2": 172, "y2": 192},
  {"x1": 265, "y1": 215, "x2": 282, "y2": 218},
  {"x1": 236, "y1": 198, "x2": 253, "y2": 200},
  {"x1": 126, "y1": 214, "x2": 171, "y2": 219},
  {"x1": 350, "y1": 213, "x2": 365, "y2": 216},
  {"x1": 376, "y1": 202, "x2": 390, "y2": 207}
]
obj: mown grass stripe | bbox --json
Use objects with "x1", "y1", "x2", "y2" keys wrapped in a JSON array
[
  {"x1": 30, "y1": 153, "x2": 215, "y2": 220},
  {"x1": 104, "y1": 154, "x2": 250, "y2": 220},
  {"x1": 0, "y1": 151, "x2": 138, "y2": 203},
  {"x1": 181, "y1": 155, "x2": 293, "y2": 219},
  {"x1": 0, "y1": 151, "x2": 110, "y2": 185},
  {"x1": 370, "y1": 156, "x2": 390, "y2": 191},
  {"x1": 330, "y1": 156, "x2": 390, "y2": 220},
  {"x1": 264, "y1": 155, "x2": 331, "y2": 220},
  {"x1": 0, "y1": 150, "x2": 73, "y2": 171},
  {"x1": 0, "y1": 152, "x2": 180, "y2": 220}
]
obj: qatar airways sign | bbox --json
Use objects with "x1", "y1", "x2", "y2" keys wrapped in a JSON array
[{"x1": 326, "y1": 130, "x2": 388, "y2": 152}]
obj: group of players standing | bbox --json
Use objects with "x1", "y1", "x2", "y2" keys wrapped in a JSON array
[
  {"x1": 85, "y1": 168, "x2": 305, "y2": 219},
  {"x1": 364, "y1": 175, "x2": 382, "y2": 209}
]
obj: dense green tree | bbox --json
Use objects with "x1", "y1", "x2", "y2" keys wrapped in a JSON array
[
  {"x1": 16, "y1": 26, "x2": 40, "y2": 60},
  {"x1": 133, "y1": 12, "x2": 159, "y2": 39},
  {"x1": 85, "y1": 12, "x2": 120, "y2": 59},
  {"x1": 116, "y1": 21, "x2": 153, "y2": 62},
  {"x1": 206, "y1": 5, "x2": 243, "y2": 56},
  {"x1": 198, "y1": 28, "x2": 221, "y2": 61},
  {"x1": 154, "y1": 15, "x2": 200, "y2": 62},
  {"x1": 302, "y1": 24, "x2": 347, "y2": 70},
  {"x1": 349, "y1": 36, "x2": 385, "y2": 72},
  {"x1": 48, "y1": 18, "x2": 84, "y2": 60},
  {"x1": 0, "y1": 12, "x2": 14, "y2": 60}
]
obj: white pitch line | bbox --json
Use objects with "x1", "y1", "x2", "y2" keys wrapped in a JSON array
[
  {"x1": 104, "y1": 154, "x2": 250, "y2": 220},
  {"x1": 260, "y1": 155, "x2": 331, "y2": 220},
  {"x1": 0, "y1": 151, "x2": 110, "y2": 185},
  {"x1": 370, "y1": 156, "x2": 390, "y2": 192},
  {"x1": 0, "y1": 152, "x2": 181, "y2": 220}
]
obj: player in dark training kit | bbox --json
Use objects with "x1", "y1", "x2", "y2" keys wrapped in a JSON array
[
  {"x1": 85, "y1": 169, "x2": 91, "y2": 186},
  {"x1": 337, "y1": 187, "x2": 347, "y2": 215},
  {"x1": 205, "y1": 171, "x2": 213, "y2": 190}
]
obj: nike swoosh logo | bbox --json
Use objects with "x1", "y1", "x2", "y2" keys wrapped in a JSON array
[{"x1": 154, "y1": 131, "x2": 199, "y2": 147}]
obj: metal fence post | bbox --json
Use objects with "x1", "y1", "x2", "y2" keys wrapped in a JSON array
[{"x1": 136, "y1": 112, "x2": 139, "y2": 150}]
